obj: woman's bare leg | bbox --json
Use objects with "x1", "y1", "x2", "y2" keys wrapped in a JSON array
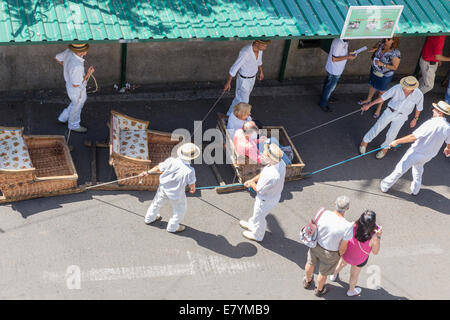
[
  {"x1": 374, "y1": 90, "x2": 385, "y2": 117},
  {"x1": 360, "y1": 86, "x2": 377, "y2": 104},
  {"x1": 349, "y1": 265, "x2": 363, "y2": 292},
  {"x1": 332, "y1": 258, "x2": 347, "y2": 278}
]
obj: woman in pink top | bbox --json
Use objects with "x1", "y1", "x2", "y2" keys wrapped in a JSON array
[{"x1": 330, "y1": 210, "x2": 382, "y2": 297}]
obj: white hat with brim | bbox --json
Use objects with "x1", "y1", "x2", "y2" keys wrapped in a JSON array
[
  {"x1": 432, "y1": 101, "x2": 450, "y2": 116},
  {"x1": 400, "y1": 76, "x2": 419, "y2": 90},
  {"x1": 177, "y1": 143, "x2": 201, "y2": 161},
  {"x1": 263, "y1": 143, "x2": 283, "y2": 163}
]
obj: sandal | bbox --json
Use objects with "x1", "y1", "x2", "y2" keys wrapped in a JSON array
[
  {"x1": 303, "y1": 276, "x2": 314, "y2": 289},
  {"x1": 314, "y1": 285, "x2": 329, "y2": 297},
  {"x1": 373, "y1": 113, "x2": 379, "y2": 119},
  {"x1": 358, "y1": 100, "x2": 369, "y2": 105}
]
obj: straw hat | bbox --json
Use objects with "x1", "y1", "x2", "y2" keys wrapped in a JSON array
[
  {"x1": 432, "y1": 101, "x2": 450, "y2": 116},
  {"x1": 399, "y1": 76, "x2": 419, "y2": 90},
  {"x1": 177, "y1": 143, "x2": 201, "y2": 161},
  {"x1": 68, "y1": 43, "x2": 90, "y2": 53},
  {"x1": 263, "y1": 143, "x2": 283, "y2": 163},
  {"x1": 254, "y1": 39, "x2": 271, "y2": 44}
]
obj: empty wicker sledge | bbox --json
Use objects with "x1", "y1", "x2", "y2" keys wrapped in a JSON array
[
  {"x1": 0, "y1": 127, "x2": 79, "y2": 203},
  {"x1": 217, "y1": 113, "x2": 305, "y2": 183},
  {"x1": 109, "y1": 111, "x2": 181, "y2": 189}
]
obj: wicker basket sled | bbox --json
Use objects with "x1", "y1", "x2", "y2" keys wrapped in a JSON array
[
  {"x1": 109, "y1": 111, "x2": 181, "y2": 190},
  {"x1": 217, "y1": 113, "x2": 306, "y2": 183},
  {"x1": 0, "y1": 127, "x2": 79, "y2": 203}
]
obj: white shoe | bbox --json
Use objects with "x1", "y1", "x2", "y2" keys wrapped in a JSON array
[
  {"x1": 376, "y1": 150, "x2": 387, "y2": 159},
  {"x1": 72, "y1": 126, "x2": 88, "y2": 133},
  {"x1": 347, "y1": 287, "x2": 362, "y2": 297},
  {"x1": 380, "y1": 184, "x2": 388, "y2": 193},
  {"x1": 145, "y1": 214, "x2": 162, "y2": 225},
  {"x1": 359, "y1": 145, "x2": 366, "y2": 154},
  {"x1": 242, "y1": 231, "x2": 260, "y2": 242},
  {"x1": 239, "y1": 220, "x2": 250, "y2": 231},
  {"x1": 329, "y1": 273, "x2": 338, "y2": 281},
  {"x1": 168, "y1": 225, "x2": 186, "y2": 233}
]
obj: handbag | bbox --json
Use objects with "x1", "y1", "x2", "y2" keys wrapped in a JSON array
[{"x1": 299, "y1": 207, "x2": 326, "y2": 248}]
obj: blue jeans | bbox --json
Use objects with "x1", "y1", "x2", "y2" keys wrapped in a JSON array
[
  {"x1": 445, "y1": 70, "x2": 450, "y2": 104},
  {"x1": 319, "y1": 72, "x2": 341, "y2": 108},
  {"x1": 256, "y1": 137, "x2": 292, "y2": 165}
]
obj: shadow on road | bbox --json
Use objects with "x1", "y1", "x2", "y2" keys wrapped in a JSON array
[{"x1": 149, "y1": 220, "x2": 258, "y2": 259}]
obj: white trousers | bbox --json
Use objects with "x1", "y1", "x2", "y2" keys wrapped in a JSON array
[
  {"x1": 246, "y1": 197, "x2": 278, "y2": 241},
  {"x1": 418, "y1": 57, "x2": 438, "y2": 95},
  {"x1": 363, "y1": 108, "x2": 408, "y2": 147},
  {"x1": 145, "y1": 187, "x2": 187, "y2": 232},
  {"x1": 380, "y1": 148, "x2": 432, "y2": 195},
  {"x1": 227, "y1": 75, "x2": 256, "y2": 116},
  {"x1": 58, "y1": 86, "x2": 87, "y2": 130}
]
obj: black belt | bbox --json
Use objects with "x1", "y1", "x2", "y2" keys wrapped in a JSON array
[
  {"x1": 388, "y1": 106, "x2": 402, "y2": 114},
  {"x1": 239, "y1": 73, "x2": 256, "y2": 79}
]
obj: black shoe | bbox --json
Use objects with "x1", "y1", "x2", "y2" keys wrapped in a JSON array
[
  {"x1": 320, "y1": 105, "x2": 333, "y2": 112},
  {"x1": 329, "y1": 95, "x2": 338, "y2": 103},
  {"x1": 314, "y1": 285, "x2": 329, "y2": 297}
]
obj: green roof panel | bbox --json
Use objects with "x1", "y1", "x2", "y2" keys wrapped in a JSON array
[{"x1": 0, "y1": 0, "x2": 448, "y2": 44}]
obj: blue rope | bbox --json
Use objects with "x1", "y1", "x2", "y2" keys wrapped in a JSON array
[
  {"x1": 195, "y1": 145, "x2": 401, "y2": 190},
  {"x1": 196, "y1": 183, "x2": 244, "y2": 190},
  {"x1": 305, "y1": 144, "x2": 401, "y2": 176}
]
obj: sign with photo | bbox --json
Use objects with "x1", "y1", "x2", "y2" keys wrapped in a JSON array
[{"x1": 340, "y1": 5, "x2": 404, "y2": 39}]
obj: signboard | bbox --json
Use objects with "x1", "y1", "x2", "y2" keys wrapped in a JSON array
[{"x1": 340, "y1": 6, "x2": 404, "y2": 39}]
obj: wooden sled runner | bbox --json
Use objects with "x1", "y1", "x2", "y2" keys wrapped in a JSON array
[
  {"x1": 0, "y1": 127, "x2": 80, "y2": 204},
  {"x1": 216, "y1": 113, "x2": 306, "y2": 193},
  {"x1": 106, "y1": 110, "x2": 181, "y2": 191}
]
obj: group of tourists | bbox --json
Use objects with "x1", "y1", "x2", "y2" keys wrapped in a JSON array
[{"x1": 52, "y1": 37, "x2": 449, "y2": 298}]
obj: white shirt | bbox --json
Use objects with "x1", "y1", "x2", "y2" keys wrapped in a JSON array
[
  {"x1": 411, "y1": 116, "x2": 450, "y2": 158},
  {"x1": 381, "y1": 84, "x2": 424, "y2": 116},
  {"x1": 316, "y1": 210, "x2": 353, "y2": 252},
  {"x1": 256, "y1": 161, "x2": 286, "y2": 203},
  {"x1": 226, "y1": 113, "x2": 252, "y2": 139},
  {"x1": 229, "y1": 44, "x2": 263, "y2": 78},
  {"x1": 158, "y1": 157, "x2": 196, "y2": 200},
  {"x1": 325, "y1": 39, "x2": 349, "y2": 76},
  {"x1": 55, "y1": 49, "x2": 85, "y2": 89}
]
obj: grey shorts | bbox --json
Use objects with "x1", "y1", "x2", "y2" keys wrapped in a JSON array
[{"x1": 307, "y1": 245, "x2": 341, "y2": 276}]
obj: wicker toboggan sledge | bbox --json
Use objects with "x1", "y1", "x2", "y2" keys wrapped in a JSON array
[
  {"x1": 0, "y1": 127, "x2": 80, "y2": 203},
  {"x1": 109, "y1": 111, "x2": 182, "y2": 190},
  {"x1": 217, "y1": 113, "x2": 306, "y2": 183}
]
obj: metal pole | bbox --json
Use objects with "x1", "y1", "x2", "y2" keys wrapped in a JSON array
[
  {"x1": 120, "y1": 43, "x2": 128, "y2": 89},
  {"x1": 278, "y1": 39, "x2": 291, "y2": 82}
]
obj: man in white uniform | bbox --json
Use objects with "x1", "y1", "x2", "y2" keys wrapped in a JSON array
[
  {"x1": 380, "y1": 101, "x2": 450, "y2": 195},
  {"x1": 140, "y1": 143, "x2": 200, "y2": 233},
  {"x1": 224, "y1": 40, "x2": 270, "y2": 116},
  {"x1": 55, "y1": 44, "x2": 95, "y2": 133},
  {"x1": 240, "y1": 143, "x2": 286, "y2": 242},
  {"x1": 360, "y1": 76, "x2": 423, "y2": 159}
]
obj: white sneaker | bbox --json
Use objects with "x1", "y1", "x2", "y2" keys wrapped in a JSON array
[
  {"x1": 376, "y1": 150, "x2": 387, "y2": 159},
  {"x1": 72, "y1": 126, "x2": 88, "y2": 133},
  {"x1": 347, "y1": 287, "x2": 362, "y2": 297},
  {"x1": 329, "y1": 273, "x2": 338, "y2": 281},
  {"x1": 239, "y1": 220, "x2": 250, "y2": 230},
  {"x1": 242, "y1": 231, "x2": 260, "y2": 242},
  {"x1": 359, "y1": 145, "x2": 366, "y2": 154},
  {"x1": 380, "y1": 183, "x2": 389, "y2": 193}
]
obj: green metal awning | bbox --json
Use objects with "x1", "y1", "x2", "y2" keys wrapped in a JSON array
[{"x1": 0, "y1": 0, "x2": 448, "y2": 44}]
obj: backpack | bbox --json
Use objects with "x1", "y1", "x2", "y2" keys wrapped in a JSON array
[{"x1": 299, "y1": 207, "x2": 326, "y2": 248}]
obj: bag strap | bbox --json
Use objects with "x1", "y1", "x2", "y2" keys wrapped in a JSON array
[
  {"x1": 313, "y1": 207, "x2": 326, "y2": 224},
  {"x1": 358, "y1": 240, "x2": 371, "y2": 256}
]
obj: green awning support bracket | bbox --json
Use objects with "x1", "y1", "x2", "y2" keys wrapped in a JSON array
[
  {"x1": 120, "y1": 43, "x2": 128, "y2": 89},
  {"x1": 279, "y1": 40, "x2": 291, "y2": 82}
]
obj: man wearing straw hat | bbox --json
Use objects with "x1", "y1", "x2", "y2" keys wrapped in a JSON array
[
  {"x1": 360, "y1": 76, "x2": 424, "y2": 159},
  {"x1": 380, "y1": 101, "x2": 450, "y2": 196},
  {"x1": 55, "y1": 43, "x2": 95, "y2": 133},
  {"x1": 224, "y1": 40, "x2": 271, "y2": 116},
  {"x1": 139, "y1": 143, "x2": 200, "y2": 233},
  {"x1": 240, "y1": 143, "x2": 286, "y2": 242}
]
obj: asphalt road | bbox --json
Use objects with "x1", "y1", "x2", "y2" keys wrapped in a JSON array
[{"x1": 0, "y1": 84, "x2": 449, "y2": 300}]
